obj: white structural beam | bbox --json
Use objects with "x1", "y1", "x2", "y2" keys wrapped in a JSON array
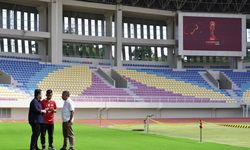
[
  {"x1": 167, "y1": 18, "x2": 175, "y2": 67},
  {"x1": 247, "y1": 42, "x2": 250, "y2": 48},
  {"x1": 123, "y1": 5, "x2": 175, "y2": 16},
  {"x1": 246, "y1": 15, "x2": 250, "y2": 20},
  {"x1": 63, "y1": 0, "x2": 116, "y2": 12},
  {"x1": 49, "y1": 0, "x2": 63, "y2": 64},
  {"x1": 63, "y1": 34, "x2": 115, "y2": 44},
  {"x1": 37, "y1": 6, "x2": 47, "y2": 32},
  {"x1": 122, "y1": 38, "x2": 175, "y2": 47},
  {"x1": 0, "y1": 0, "x2": 49, "y2": 7},
  {"x1": 114, "y1": 5, "x2": 123, "y2": 68},
  {"x1": 62, "y1": 1, "x2": 175, "y2": 20},
  {"x1": 37, "y1": 6, "x2": 48, "y2": 57},
  {"x1": 122, "y1": 5, "x2": 175, "y2": 20},
  {"x1": 0, "y1": 28, "x2": 50, "y2": 40},
  {"x1": 37, "y1": 0, "x2": 50, "y2": 2},
  {"x1": 104, "y1": 13, "x2": 113, "y2": 60}
]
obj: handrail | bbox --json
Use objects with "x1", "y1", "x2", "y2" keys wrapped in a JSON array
[{"x1": 71, "y1": 96, "x2": 239, "y2": 103}]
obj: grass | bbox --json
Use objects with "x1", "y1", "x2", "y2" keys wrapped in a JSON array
[
  {"x1": 0, "y1": 122, "x2": 249, "y2": 150},
  {"x1": 112, "y1": 122, "x2": 250, "y2": 148}
]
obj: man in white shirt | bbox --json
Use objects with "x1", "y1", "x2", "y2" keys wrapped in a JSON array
[{"x1": 60, "y1": 91, "x2": 75, "y2": 150}]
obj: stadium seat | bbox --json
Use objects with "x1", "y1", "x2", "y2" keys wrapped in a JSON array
[{"x1": 117, "y1": 69, "x2": 234, "y2": 102}]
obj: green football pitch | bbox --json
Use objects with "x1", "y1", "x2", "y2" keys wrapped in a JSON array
[
  {"x1": 0, "y1": 122, "x2": 249, "y2": 150},
  {"x1": 112, "y1": 121, "x2": 250, "y2": 148}
]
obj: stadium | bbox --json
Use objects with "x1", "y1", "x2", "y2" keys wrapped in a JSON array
[{"x1": 0, "y1": 0, "x2": 250, "y2": 149}]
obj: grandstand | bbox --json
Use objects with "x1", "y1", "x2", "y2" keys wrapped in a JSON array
[{"x1": 0, "y1": 0, "x2": 249, "y2": 121}]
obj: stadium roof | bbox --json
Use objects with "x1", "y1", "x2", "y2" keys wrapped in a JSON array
[{"x1": 78, "y1": 0, "x2": 250, "y2": 14}]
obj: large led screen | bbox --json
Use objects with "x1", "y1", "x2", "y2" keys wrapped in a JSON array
[
  {"x1": 183, "y1": 16, "x2": 241, "y2": 51},
  {"x1": 178, "y1": 13, "x2": 246, "y2": 57}
]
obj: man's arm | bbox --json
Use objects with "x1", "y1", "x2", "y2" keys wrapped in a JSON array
[
  {"x1": 53, "y1": 101, "x2": 57, "y2": 113},
  {"x1": 68, "y1": 111, "x2": 74, "y2": 124},
  {"x1": 34, "y1": 100, "x2": 46, "y2": 114},
  {"x1": 68, "y1": 100, "x2": 75, "y2": 123},
  {"x1": 49, "y1": 107, "x2": 57, "y2": 113},
  {"x1": 53, "y1": 109, "x2": 57, "y2": 113}
]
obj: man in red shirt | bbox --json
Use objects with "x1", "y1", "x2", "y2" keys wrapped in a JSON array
[{"x1": 40, "y1": 90, "x2": 57, "y2": 150}]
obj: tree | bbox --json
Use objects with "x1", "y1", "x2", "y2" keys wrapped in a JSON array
[
  {"x1": 65, "y1": 27, "x2": 75, "y2": 34},
  {"x1": 78, "y1": 44, "x2": 85, "y2": 58},
  {"x1": 133, "y1": 46, "x2": 153, "y2": 61},
  {"x1": 99, "y1": 47, "x2": 104, "y2": 59},
  {"x1": 63, "y1": 43, "x2": 104, "y2": 59},
  {"x1": 63, "y1": 43, "x2": 70, "y2": 56}
]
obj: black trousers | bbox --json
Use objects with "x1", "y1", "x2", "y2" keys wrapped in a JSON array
[
  {"x1": 40, "y1": 124, "x2": 54, "y2": 147},
  {"x1": 30, "y1": 123, "x2": 41, "y2": 150}
]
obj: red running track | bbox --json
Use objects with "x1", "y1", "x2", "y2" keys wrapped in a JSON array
[{"x1": 1, "y1": 118, "x2": 250, "y2": 126}]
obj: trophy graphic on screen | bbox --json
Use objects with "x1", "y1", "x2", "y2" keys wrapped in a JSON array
[
  {"x1": 209, "y1": 21, "x2": 216, "y2": 41},
  {"x1": 206, "y1": 20, "x2": 220, "y2": 45}
]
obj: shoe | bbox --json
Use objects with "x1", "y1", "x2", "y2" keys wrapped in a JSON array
[
  {"x1": 68, "y1": 147, "x2": 74, "y2": 150},
  {"x1": 49, "y1": 146, "x2": 56, "y2": 150},
  {"x1": 60, "y1": 148, "x2": 67, "y2": 150}
]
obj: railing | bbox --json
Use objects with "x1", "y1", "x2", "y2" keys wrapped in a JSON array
[
  {"x1": 0, "y1": 97, "x2": 18, "y2": 101},
  {"x1": 72, "y1": 96, "x2": 239, "y2": 103}
]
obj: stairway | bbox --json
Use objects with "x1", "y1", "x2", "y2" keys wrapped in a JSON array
[{"x1": 199, "y1": 72, "x2": 218, "y2": 89}]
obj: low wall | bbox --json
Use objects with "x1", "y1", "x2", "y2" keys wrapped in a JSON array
[{"x1": 5, "y1": 108, "x2": 247, "y2": 120}]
